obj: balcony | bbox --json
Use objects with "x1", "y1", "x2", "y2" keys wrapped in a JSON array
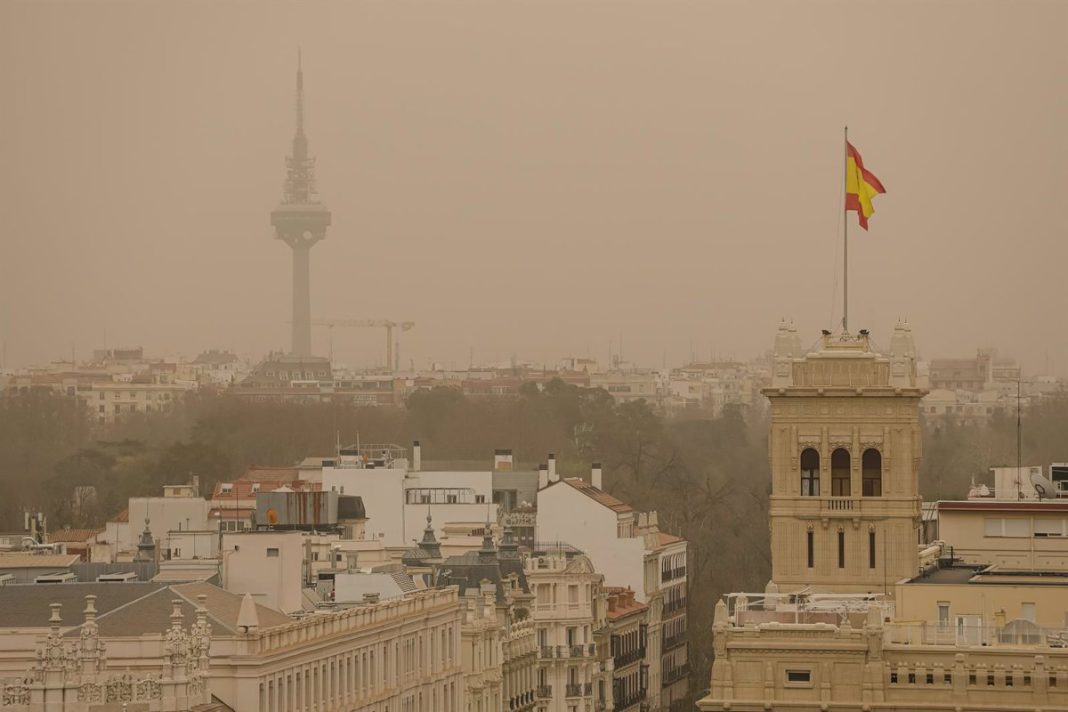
[
  {"x1": 614, "y1": 646, "x2": 646, "y2": 668},
  {"x1": 662, "y1": 663, "x2": 690, "y2": 687},
  {"x1": 820, "y1": 496, "x2": 860, "y2": 516},
  {"x1": 661, "y1": 566, "x2": 687, "y2": 583},
  {"x1": 541, "y1": 643, "x2": 596, "y2": 659},
  {"x1": 509, "y1": 690, "x2": 536, "y2": 710},
  {"x1": 614, "y1": 687, "x2": 647, "y2": 711},
  {"x1": 565, "y1": 683, "x2": 584, "y2": 697},
  {"x1": 536, "y1": 685, "x2": 552, "y2": 699},
  {"x1": 662, "y1": 630, "x2": 687, "y2": 650},
  {"x1": 570, "y1": 643, "x2": 597, "y2": 658},
  {"x1": 663, "y1": 598, "x2": 687, "y2": 616}
]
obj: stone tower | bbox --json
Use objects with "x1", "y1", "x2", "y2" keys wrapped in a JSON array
[
  {"x1": 766, "y1": 320, "x2": 924, "y2": 594},
  {"x1": 270, "y1": 51, "x2": 331, "y2": 357}
]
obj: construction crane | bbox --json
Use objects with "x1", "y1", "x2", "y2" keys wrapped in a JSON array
[{"x1": 309, "y1": 319, "x2": 415, "y2": 373}]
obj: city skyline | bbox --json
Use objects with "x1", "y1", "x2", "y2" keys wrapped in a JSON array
[{"x1": 2, "y1": 1, "x2": 1066, "y2": 373}]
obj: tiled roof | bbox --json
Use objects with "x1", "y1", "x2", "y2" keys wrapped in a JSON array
[
  {"x1": 656, "y1": 532, "x2": 685, "y2": 546},
  {"x1": 0, "y1": 554, "x2": 80, "y2": 569},
  {"x1": 111, "y1": 509, "x2": 130, "y2": 523},
  {"x1": 559, "y1": 478, "x2": 634, "y2": 513},
  {"x1": 172, "y1": 582, "x2": 291, "y2": 631},
  {"x1": 47, "y1": 529, "x2": 103, "y2": 544},
  {"x1": 0, "y1": 582, "x2": 166, "y2": 628}
]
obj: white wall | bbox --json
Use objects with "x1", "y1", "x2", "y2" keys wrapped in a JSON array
[
  {"x1": 323, "y1": 466, "x2": 497, "y2": 546},
  {"x1": 167, "y1": 530, "x2": 218, "y2": 560},
  {"x1": 223, "y1": 532, "x2": 304, "y2": 614},
  {"x1": 536, "y1": 483, "x2": 649, "y2": 600},
  {"x1": 127, "y1": 497, "x2": 211, "y2": 550},
  {"x1": 322, "y1": 466, "x2": 407, "y2": 545}
]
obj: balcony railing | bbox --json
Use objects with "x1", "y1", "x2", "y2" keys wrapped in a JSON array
[
  {"x1": 565, "y1": 683, "x2": 585, "y2": 697},
  {"x1": 536, "y1": 685, "x2": 552, "y2": 699},
  {"x1": 661, "y1": 566, "x2": 687, "y2": 582},
  {"x1": 540, "y1": 643, "x2": 597, "y2": 658},
  {"x1": 509, "y1": 690, "x2": 536, "y2": 710},
  {"x1": 663, "y1": 598, "x2": 687, "y2": 616},
  {"x1": 614, "y1": 646, "x2": 646, "y2": 668},
  {"x1": 662, "y1": 663, "x2": 690, "y2": 687},
  {"x1": 662, "y1": 630, "x2": 687, "y2": 650},
  {"x1": 613, "y1": 686, "x2": 647, "y2": 711}
]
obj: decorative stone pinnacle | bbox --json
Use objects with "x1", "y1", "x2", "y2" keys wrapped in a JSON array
[{"x1": 83, "y1": 594, "x2": 97, "y2": 622}]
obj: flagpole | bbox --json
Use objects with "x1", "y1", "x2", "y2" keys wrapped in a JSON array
[{"x1": 842, "y1": 125, "x2": 849, "y2": 333}]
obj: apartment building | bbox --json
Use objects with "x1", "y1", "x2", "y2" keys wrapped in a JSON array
[
  {"x1": 525, "y1": 545, "x2": 607, "y2": 712},
  {"x1": 536, "y1": 463, "x2": 689, "y2": 711}
]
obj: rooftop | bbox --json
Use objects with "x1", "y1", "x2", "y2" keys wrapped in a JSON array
[
  {"x1": 0, "y1": 554, "x2": 80, "y2": 569},
  {"x1": 938, "y1": 499, "x2": 1068, "y2": 512},
  {"x1": 0, "y1": 581, "x2": 291, "y2": 635},
  {"x1": 558, "y1": 478, "x2": 634, "y2": 513},
  {"x1": 909, "y1": 564, "x2": 1068, "y2": 586}
]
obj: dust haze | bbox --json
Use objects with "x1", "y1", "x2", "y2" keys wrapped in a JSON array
[{"x1": 2, "y1": 0, "x2": 1066, "y2": 371}]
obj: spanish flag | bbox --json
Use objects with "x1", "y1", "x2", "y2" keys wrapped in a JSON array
[{"x1": 845, "y1": 142, "x2": 886, "y2": 230}]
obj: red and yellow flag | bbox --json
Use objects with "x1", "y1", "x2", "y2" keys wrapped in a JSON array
[{"x1": 845, "y1": 141, "x2": 886, "y2": 230}]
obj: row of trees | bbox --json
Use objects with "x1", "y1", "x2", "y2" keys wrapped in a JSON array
[{"x1": 2, "y1": 385, "x2": 1067, "y2": 692}]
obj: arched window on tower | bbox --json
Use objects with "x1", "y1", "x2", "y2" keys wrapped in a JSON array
[
  {"x1": 800, "y1": 449, "x2": 820, "y2": 496},
  {"x1": 862, "y1": 449, "x2": 882, "y2": 496},
  {"x1": 831, "y1": 449, "x2": 851, "y2": 496}
]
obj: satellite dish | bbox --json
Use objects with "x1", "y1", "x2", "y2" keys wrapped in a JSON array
[{"x1": 1031, "y1": 471, "x2": 1056, "y2": 500}]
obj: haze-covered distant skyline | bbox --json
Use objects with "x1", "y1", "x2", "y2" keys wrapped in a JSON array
[{"x1": 2, "y1": 1, "x2": 1066, "y2": 373}]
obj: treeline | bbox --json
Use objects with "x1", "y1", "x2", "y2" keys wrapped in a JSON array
[{"x1": 3, "y1": 384, "x2": 1068, "y2": 692}]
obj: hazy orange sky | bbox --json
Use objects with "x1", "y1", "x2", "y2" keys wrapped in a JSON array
[{"x1": 2, "y1": 1, "x2": 1066, "y2": 372}]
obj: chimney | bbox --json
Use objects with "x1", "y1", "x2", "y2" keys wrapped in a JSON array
[
  {"x1": 548, "y1": 454, "x2": 558, "y2": 482},
  {"x1": 538, "y1": 463, "x2": 549, "y2": 490},
  {"x1": 494, "y1": 449, "x2": 514, "y2": 472},
  {"x1": 591, "y1": 462, "x2": 603, "y2": 490},
  {"x1": 191, "y1": 475, "x2": 200, "y2": 496},
  {"x1": 412, "y1": 440, "x2": 422, "y2": 472}
]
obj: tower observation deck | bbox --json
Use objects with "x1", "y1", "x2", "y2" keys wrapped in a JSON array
[{"x1": 270, "y1": 51, "x2": 331, "y2": 357}]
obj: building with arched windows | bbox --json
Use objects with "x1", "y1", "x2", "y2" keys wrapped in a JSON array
[
  {"x1": 766, "y1": 320, "x2": 924, "y2": 593},
  {"x1": 698, "y1": 322, "x2": 1068, "y2": 712}
]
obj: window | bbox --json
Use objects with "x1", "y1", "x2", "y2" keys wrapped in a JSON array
[
  {"x1": 861, "y1": 449, "x2": 882, "y2": 496},
  {"x1": 785, "y1": 670, "x2": 811, "y2": 684},
  {"x1": 266, "y1": 547, "x2": 280, "y2": 558},
  {"x1": 831, "y1": 449, "x2": 851, "y2": 496},
  {"x1": 806, "y1": 530, "x2": 814, "y2": 568},
  {"x1": 868, "y1": 530, "x2": 876, "y2": 569},
  {"x1": 985, "y1": 518, "x2": 1030, "y2": 538},
  {"x1": 800, "y1": 449, "x2": 820, "y2": 496},
  {"x1": 937, "y1": 602, "x2": 950, "y2": 628},
  {"x1": 1034, "y1": 519, "x2": 1066, "y2": 537},
  {"x1": 475, "y1": 495, "x2": 485, "y2": 504},
  {"x1": 837, "y1": 530, "x2": 845, "y2": 569}
]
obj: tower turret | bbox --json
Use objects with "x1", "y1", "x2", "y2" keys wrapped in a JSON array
[{"x1": 765, "y1": 325, "x2": 927, "y2": 595}]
